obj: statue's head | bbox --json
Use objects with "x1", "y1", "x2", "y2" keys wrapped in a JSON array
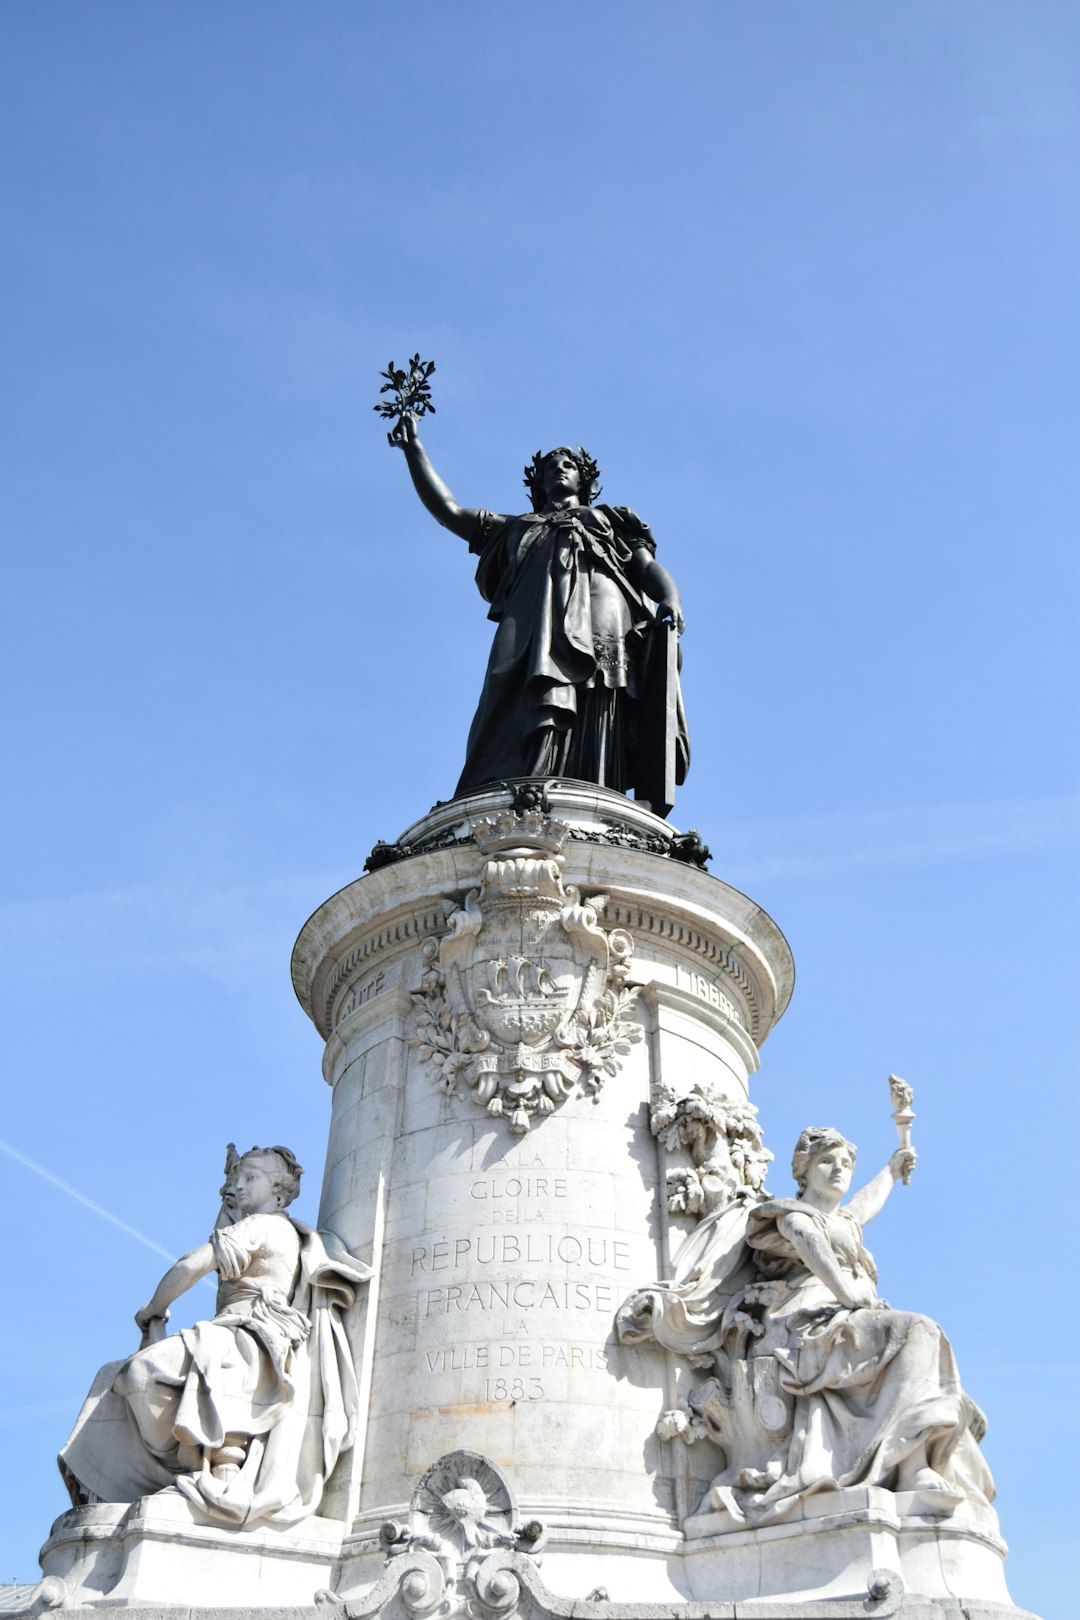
[
  {"x1": 221, "y1": 1143, "x2": 303, "y2": 1213},
  {"x1": 791, "y1": 1126, "x2": 856, "y2": 1197},
  {"x1": 523, "y1": 446, "x2": 601, "y2": 513}
]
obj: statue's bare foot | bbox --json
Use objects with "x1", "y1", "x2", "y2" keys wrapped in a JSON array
[{"x1": 897, "y1": 1466, "x2": 964, "y2": 1511}]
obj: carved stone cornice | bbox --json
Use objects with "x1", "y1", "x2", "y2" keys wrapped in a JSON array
[
  {"x1": 321, "y1": 905, "x2": 449, "y2": 1033},
  {"x1": 293, "y1": 786, "x2": 793, "y2": 1050},
  {"x1": 640, "y1": 981, "x2": 760, "y2": 1076},
  {"x1": 321, "y1": 987, "x2": 415, "y2": 1088}
]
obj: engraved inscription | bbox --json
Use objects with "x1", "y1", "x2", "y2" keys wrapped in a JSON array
[
  {"x1": 485, "y1": 1377, "x2": 544, "y2": 1401},
  {"x1": 421, "y1": 1338, "x2": 610, "y2": 1405},
  {"x1": 422, "y1": 1279, "x2": 619, "y2": 1316},
  {"x1": 338, "y1": 969, "x2": 385, "y2": 1021},
  {"x1": 676, "y1": 964, "x2": 737, "y2": 1020},
  {"x1": 468, "y1": 1162, "x2": 570, "y2": 1223},
  {"x1": 425, "y1": 1344, "x2": 491, "y2": 1372},
  {"x1": 470, "y1": 1175, "x2": 569, "y2": 1200},
  {"x1": 411, "y1": 1233, "x2": 630, "y2": 1272},
  {"x1": 408, "y1": 1143, "x2": 628, "y2": 1399}
]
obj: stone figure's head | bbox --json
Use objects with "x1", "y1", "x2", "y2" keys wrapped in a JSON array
[
  {"x1": 791, "y1": 1126, "x2": 857, "y2": 1198},
  {"x1": 221, "y1": 1143, "x2": 303, "y2": 1216},
  {"x1": 523, "y1": 446, "x2": 601, "y2": 513}
]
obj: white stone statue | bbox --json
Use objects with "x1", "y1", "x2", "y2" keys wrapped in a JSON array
[
  {"x1": 59, "y1": 1144, "x2": 370, "y2": 1528},
  {"x1": 618, "y1": 1124, "x2": 995, "y2": 1527}
]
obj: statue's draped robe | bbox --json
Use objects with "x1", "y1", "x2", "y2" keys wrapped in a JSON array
[
  {"x1": 59, "y1": 1217, "x2": 368, "y2": 1529},
  {"x1": 458, "y1": 503, "x2": 689, "y2": 798},
  {"x1": 618, "y1": 1196, "x2": 994, "y2": 1526}
]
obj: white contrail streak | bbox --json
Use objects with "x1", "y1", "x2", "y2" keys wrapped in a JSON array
[{"x1": 0, "y1": 1137, "x2": 177, "y2": 1264}]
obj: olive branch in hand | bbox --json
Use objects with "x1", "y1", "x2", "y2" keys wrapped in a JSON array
[{"x1": 374, "y1": 354, "x2": 436, "y2": 443}]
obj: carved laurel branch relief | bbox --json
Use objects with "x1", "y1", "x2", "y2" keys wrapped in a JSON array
[{"x1": 410, "y1": 811, "x2": 642, "y2": 1133}]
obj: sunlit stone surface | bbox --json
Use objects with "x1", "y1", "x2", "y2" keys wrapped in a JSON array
[{"x1": 31, "y1": 786, "x2": 1036, "y2": 1617}]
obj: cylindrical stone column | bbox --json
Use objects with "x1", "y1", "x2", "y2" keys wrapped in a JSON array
[{"x1": 290, "y1": 784, "x2": 793, "y2": 1600}]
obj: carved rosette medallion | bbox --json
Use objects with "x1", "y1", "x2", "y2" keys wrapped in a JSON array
[{"x1": 411, "y1": 811, "x2": 642, "y2": 1133}]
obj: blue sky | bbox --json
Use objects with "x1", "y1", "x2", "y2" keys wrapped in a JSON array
[{"x1": 1, "y1": 5, "x2": 1077, "y2": 1614}]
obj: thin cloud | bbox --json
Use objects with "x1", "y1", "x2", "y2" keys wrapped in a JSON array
[
  {"x1": 0, "y1": 1137, "x2": 178, "y2": 1266},
  {"x1": 0, "y1": 800, "x2": 1074, "y2": 986},
  {"x1": 0, "y1": 870, "x2": 349, "y2": 985},
  {"x1": 0, "y1": 1138, "x2": 219, "y2": 1292},
  {"x1": 695, "y1": 794, "x2": 1078, "y2": 884}
]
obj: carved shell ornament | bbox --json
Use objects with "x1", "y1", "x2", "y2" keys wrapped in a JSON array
[
  {"x1": 410, "y1": 811, "x2": 643, "y2": 1133},
  {"x1": 378, "y1": 1450, "x2": 545, "y2": 1610}
]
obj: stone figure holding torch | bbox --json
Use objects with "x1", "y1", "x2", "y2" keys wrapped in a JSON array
[{"x1": 889, "y1": 1074, "x2": 916, "y2": 1185}]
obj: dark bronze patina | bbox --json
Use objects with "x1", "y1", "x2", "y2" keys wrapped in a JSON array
[{"x1": 383, "y1": 368, "x2": 689, "y2": 816}]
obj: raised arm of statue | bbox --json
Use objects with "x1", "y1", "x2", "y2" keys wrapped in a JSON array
[
  {"x1": 845, "y1": 1147, "x2": 916, "y2": 1228},
  {"x1": 665, "y1": 1124, "x2": 999, "y2": 1526},
  {"x1": 390, "y1": 411, "x2": 487, "y2": 542},
  {"x1": 379, "y1": 374, "x2": 691, "y2": 809}
]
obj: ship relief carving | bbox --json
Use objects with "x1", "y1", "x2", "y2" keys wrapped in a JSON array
[{"x1": 411, "y1": 811, "x2": 642, "y2": 1133}]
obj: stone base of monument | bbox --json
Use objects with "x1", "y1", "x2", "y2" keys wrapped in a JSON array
[
  {"x1": 681, "y1": 1486, "x2": 1013, "y2": 1606},
  {"x1": 290, "y1": 782, "x2": 793, "y2": 1564},
  {"x1": 38, "y1": 1500, "x2": 342, "y2": 1609},
  {"x1": 30, "y1": 1494, "x2": 1030, "y2": 1619},
  {"x1": 324, "y1": 1481, "x2": 1016, "y2": 1615},
  {"x1": 14, "y1": 784, "x2": 1038, "y2": 1620}
]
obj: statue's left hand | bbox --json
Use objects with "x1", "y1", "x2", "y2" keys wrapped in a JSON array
[
  {"x1": 657, "y1": 600, "x2": 686, "y2": 636},
  {"x1": 889, "y1": 1147, "x2": 916, "y2": 1182}
]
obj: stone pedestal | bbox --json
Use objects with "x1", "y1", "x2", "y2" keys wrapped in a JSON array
[
  {"x1": 39, "y1": 1501, "x2": 343, "y2": 1609},
  {"x1": 29, "y1": 784, "x2": 1036, "y2": 1618},
  {"x1": 288, "y1": 784, "x2": 793, "y2": 1599},
  {"x1": 681, "y1": 1488, "x2": 1013, "y2": 1606}
]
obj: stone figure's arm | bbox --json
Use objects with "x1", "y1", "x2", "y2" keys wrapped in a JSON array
[
  {"x1": 845, "y1": 1149, "x2": 916, "y2": 1228},
  {"x1": 780, "y1": 1212, "x2": 877, "y2": 1309},
  {"x1": 628, "y1": 550, "x2": 685, "y2": 635},
  {"x1": 390, "y1": 411, "x2": 487, "y2": 543},
  {"x1": 134, "y1": 1240, "x2": 216, "y2": 1332}
]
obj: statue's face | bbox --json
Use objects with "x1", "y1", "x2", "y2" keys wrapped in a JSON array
[
  {"x1": 229, "y1": 1156, "x2": 281, "y2": 1215},
  {"x1": 541, "y1": 449, "x2": 581, "y2": 501},
  {"x1": 805, "y1": 1142, "x2": 855, "y2": 1199}
]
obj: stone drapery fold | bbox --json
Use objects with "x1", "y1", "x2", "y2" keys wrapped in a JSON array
[
  {"x1": 617, "y1": 1194, "x2": 994, "y2": 1526},
  {"x1": 58, "y1": 1219, "x2": 368, "y2": 1529}
]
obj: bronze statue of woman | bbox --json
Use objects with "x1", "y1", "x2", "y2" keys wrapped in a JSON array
[{"x1": 390, "y1": 412, "x2": 690, "y2": 815}]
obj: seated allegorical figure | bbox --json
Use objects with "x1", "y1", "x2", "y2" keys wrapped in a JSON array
[
  {"x1": 617, "y1": 1126, "x2": 995, "y2": 1527},
  {"x1": 59, "y1": 1144, "x2": 370, "y2": 1529}
]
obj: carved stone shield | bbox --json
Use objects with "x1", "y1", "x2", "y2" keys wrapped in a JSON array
[{"x1": 411, "y1": 811, "x2": 641, "y2": 1133}]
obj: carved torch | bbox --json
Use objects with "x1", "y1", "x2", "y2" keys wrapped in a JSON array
[{"x1": 888, "y1": 1074, "x2": 915, "y2": 1185}]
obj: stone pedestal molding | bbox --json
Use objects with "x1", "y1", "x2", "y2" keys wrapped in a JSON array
[
  {"x1": 290, "y1": 785, "x2": 792, "y2": 1585},
  {"x1": 29, "y1": 785, "x2": 1037, "y2": 1619}
]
